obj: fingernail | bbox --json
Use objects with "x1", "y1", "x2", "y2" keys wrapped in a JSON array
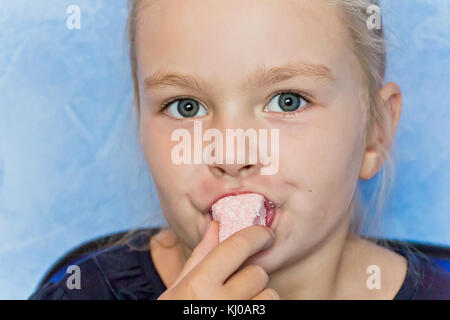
[{"x1": 271, "y1": 290, "x2": 280, "y2": 300}]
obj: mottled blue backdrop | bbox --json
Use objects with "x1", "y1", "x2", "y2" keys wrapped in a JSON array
[{"x1": 0, "y1": 0, "x2": 448, "y2": 299}]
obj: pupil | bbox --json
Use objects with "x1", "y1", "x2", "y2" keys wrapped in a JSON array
[
  {"x1": 178, "y1": 99, "x2": 199, "y2": 117},
  {"x1": 279, "y1": 93, "x2": 300, "y2": 112}
]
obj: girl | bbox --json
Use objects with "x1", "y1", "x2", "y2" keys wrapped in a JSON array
[{"x1": 30, "y1": 0, "x2": 449, "y2": 300}]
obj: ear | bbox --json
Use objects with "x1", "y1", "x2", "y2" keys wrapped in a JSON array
[{"x1": 359, "y1": 82, "x2": 402, "y2": 180}]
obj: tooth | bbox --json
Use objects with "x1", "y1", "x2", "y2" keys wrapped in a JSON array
[{"x1": 211, "y1": 193, "x2": 266, "y2": 243}]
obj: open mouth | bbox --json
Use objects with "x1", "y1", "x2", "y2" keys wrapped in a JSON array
[{"x1": 206, "y1": 191, "x2": 280, "y2": 229}]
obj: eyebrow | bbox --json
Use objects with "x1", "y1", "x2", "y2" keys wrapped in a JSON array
[{"x1": 143, "y1": 61, "x2": 334, "y2": 92}]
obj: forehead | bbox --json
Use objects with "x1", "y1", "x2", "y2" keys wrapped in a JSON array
[{"x1": 135, "y1": 0, "x2": 352, "y2": 87}]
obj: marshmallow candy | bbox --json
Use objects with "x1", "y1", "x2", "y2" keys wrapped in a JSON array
[{"x1": 211, "y1": 193, "x2": 267, "y2": 243}]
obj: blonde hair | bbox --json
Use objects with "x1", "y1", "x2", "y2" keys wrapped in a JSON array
[
  {"x1": 119, "y1": 0, "x2": 428, "y2": 286},
  {"x1": 326, "y1": 0, "x2": 392, "y2": 237}
]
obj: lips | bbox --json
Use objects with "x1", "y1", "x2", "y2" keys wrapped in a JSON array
[{"x1": 205, "y1": 191, "x2": 280, "y2": 228}]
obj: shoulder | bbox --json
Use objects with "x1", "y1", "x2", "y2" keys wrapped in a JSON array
[
  {"x1": 352, "y1": 236, "x2": 450, "y2": 300},
  {"x1": 29, "y1": 231, "x2": 166, "y2": 300},
  {"x1": 391, "y1": 242, "x2": 450, "y2": 300},
  {"x1": 408, "y1": 255, "x2": 450, "y2": 300}
]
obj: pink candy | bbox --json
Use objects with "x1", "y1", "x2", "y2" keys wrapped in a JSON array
[{"x1": 211, "y1": 193, "x2": 267, "y2": 243}]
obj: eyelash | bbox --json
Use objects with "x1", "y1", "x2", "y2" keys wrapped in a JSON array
[
  {"x1": 267, "y1": 89, "x2": 313, "y2": 118},
  {"x1": 160, "y1": 90, "x2": 313, "y2": 121},
  {"x1": 160, "y1": 96, "x2": 197, "y2": 122}
]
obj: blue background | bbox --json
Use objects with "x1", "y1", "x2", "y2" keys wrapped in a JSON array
[{"x1": 0, "y1": 0, "x2": 448, "y2": 299}]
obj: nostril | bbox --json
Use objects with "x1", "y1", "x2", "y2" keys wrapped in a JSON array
[
  {"x1": 211, "y1": 166, "x2": 225, "y2": 176},
  {"x1": 210, "y1": 163, "x2": 256, "y2": 178}
]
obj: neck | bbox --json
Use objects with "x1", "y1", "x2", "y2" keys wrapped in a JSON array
[{"x1": 267, "y1": 214, "x2": 352, "y2": 299}]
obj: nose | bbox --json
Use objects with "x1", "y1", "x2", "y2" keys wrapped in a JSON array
[
  {"x1": 209, "y1": 161, "x2": 261, "y2": 178},
  {"x1": 205, "y1": 107, "x2": 264, "y2": 179}
]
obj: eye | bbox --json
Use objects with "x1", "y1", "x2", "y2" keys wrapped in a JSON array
[
  {"x1": 163, "y1": 98, "x2": 207, "y2": 119},
  {"x1": 264, "y1": 91, "x2": 309, "y2": 114}
]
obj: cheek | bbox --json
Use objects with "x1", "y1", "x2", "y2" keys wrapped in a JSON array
[
  {"x1": 280, "y1": 107, "x2": 362, "y2": 185},
  {"x1": 277, "y1": 112, "x2": 363, "y2": 227},
  {"x1": 140, "y1": 117, "x2": 183, "y2": 189},
  {"x1": 277, "y1": 118, "x2": 348, "y2": 188}
]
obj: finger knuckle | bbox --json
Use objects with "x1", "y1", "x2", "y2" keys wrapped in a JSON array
[{"x1": 183, "y1": 274, "x2": 206, "y2": 298}]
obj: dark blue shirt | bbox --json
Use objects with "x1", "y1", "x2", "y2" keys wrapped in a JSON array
[{"x1": 29, "y1": 232, "x2": 450, "y2": 300}]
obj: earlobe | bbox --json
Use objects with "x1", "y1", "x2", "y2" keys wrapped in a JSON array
[
  {"x1": 359, "y1": 152, "x2": 379, "y2": 180},
  {"x1": 359, "y1": 114, "x2": 382, "y2": 180}
]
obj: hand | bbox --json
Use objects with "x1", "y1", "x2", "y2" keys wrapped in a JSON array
[{"x1": 157, "y1": 220, "x2": 279, "y2": 300}]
